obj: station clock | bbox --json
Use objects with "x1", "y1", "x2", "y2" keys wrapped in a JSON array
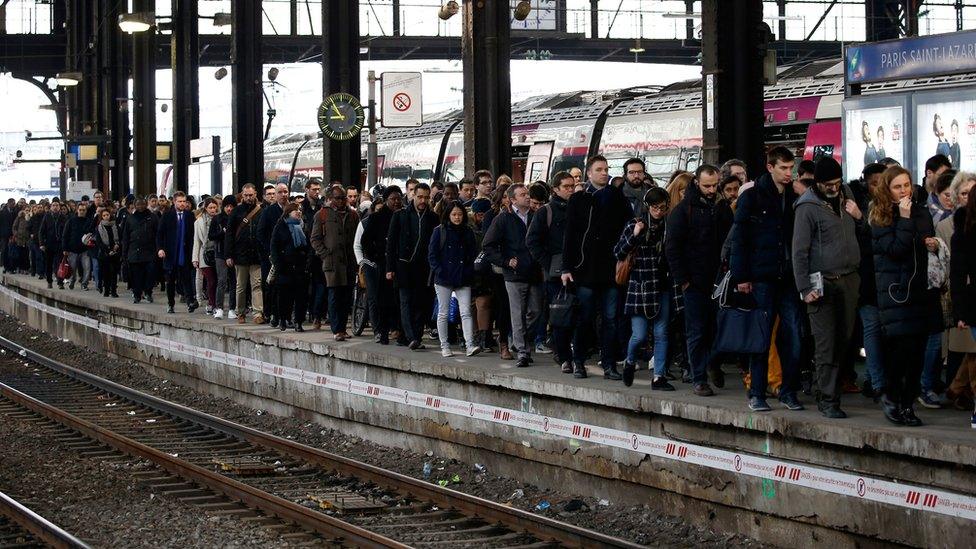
[{"x1": 318, "y1": 92, "x2": 365, "y2": 141}]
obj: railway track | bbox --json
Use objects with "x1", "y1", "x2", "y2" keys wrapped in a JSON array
[
  {"x1": 0, "y1": 490, "x2": 89, "y2": 549},
  {"x1": 0, "y1": 335, "x2": 643, "y2": 549}
]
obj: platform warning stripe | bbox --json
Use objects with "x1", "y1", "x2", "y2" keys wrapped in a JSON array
[{"x1": 3, "y1": 285, "x2": 974, "y2": 523}]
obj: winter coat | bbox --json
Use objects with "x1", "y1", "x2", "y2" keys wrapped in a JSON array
[
  {"x1": 386, "y1": 203, "x2": 438, "y2": 288},
  {"x1": 310, "y1": 206, "x2": 360, "y2": 287},
  {"x1": 561, "y1": 183, "x2": 632, "y2": 288},
  {"x1": 621, "y1": 181, "x2": 655, "y2": 217},
  {"x1": 872, "y1": 203, "x2": 940, "y2": 336},
  {"x1": 257, "y1": 202, "x2": 285, "y2": 256},
  {"x1": 207, "y1": 212, "x2": 231, "y2": 260},
  {"x1": 950, "y1": 208, "x2": 976, "y2": 325},
  {"x1": 664, "y1": 181, "x2": 733, "y2": 292},
  {"x1": 614, "y1": 216, "x2": 672, "y2": 318},
  {"x1": 791, "y1": 188, "x2": 861, "y2": 296},
  {"x1": 95, "y1": 221, "x2": 121, "y2": 263},
  {"x1": 526, "y1": 194, "x2": 568, "y2": 280},
  {"x1": 360, "y1": 207, "x2": 395, "y2": 273},
  {"x1": 301, "y1": 196, "x2": 322, "y2": 237},
  {"x1": 483, "y1": 209, "x2": 541, "y2": 283},
  {"x1": 38, "y1": 212, "x2": 66, "y2": 251},
  {"x1": 192, "y1": 214, "x2": 214, "y2": 268},
  {"x1": 729, "y1": 173, "x2": 799, "y2": 285},
  {"x1": 12, "y1": 213, "x2": 30, "y2": 247},
  {"x1": 928, "y1": 192, "x2": 952, "y2": 225},
  {"x1": 121, "y1": 210, "x2": 158, "y2": 264},
  {"x1": 28, "y1": 212, "x2": 44, "y2": 245},
  {"x1": 270, "y1": 220, "x2": 310, "y2": 286},
  {"x1": 224, "y1": 202, "x2": 263, "y2": 265},
  {"x1": 61, "y1": 215, "x2": 89, "y2": 254},
  {"x1": 156, "y1": 209, "x2": 196, "y2": 271},
  {"x1": 0, "y1": 206, "x2": 15, "y2": 240},
  {"x1": 427, "y1": 223, "x2": 477, "y2": 288}
]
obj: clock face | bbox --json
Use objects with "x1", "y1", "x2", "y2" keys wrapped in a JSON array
[{"x1": 318, "y1": 93, "x2": 365, "y2": 141}]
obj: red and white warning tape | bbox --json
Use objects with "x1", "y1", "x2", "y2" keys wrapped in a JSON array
[{"x1": 3, "y1": 285, "x2": 974, "y2": 521}]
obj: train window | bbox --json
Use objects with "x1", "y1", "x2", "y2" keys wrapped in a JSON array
[{"x1": 528, "y1": 161, "x2": 544, "y2": 183}]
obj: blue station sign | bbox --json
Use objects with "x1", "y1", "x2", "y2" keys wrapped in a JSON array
[{"x1": 846, "y1": 29, "x2": 976, "y2": 85}]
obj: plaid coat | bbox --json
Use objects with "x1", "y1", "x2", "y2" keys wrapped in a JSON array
[{"x1": 614, "y1": 217, "x2": 680, "y2": 319}]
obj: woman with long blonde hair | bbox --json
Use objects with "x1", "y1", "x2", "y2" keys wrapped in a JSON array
[{"x1": 869, "y1": 166, "x2": 939, "y2": 426}]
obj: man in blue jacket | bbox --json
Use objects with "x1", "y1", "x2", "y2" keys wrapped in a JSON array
[
  {"x1": 157, "y1": 191, "x2": 198, "y2": 314},
  {"x1": 729, "y1": 146, "x2": 803, "y2": 412}
]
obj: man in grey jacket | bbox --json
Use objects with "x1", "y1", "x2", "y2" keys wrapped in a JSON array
[{"x1": 792, "y1": 157, "x2": 862, "y2": 419}]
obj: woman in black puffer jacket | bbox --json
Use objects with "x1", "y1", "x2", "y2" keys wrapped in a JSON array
[{"x1": 870, "y1": 166, "x2": 939, "y2": 427}]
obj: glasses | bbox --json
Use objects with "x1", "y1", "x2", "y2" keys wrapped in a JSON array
[{"x1": 649, "y1": 203, "x2": 669, "y2": 213}]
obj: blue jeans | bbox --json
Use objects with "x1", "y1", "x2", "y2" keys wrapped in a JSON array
[
  {"x1": 627, "y1": 291, "x2": 671, "y2": 376},
  {"x1": 572, "y1": 285, "x2": 619, "y2": 369},
  {"x1": 682, "y1": 287, "x2": 716, "y2": 386},
  {"x1": 859, "y1": 305, "x2": 885, "y2": 391},
  {"x1": 748, "y1": 280, "x2": 803, "y2": 399},
  {"x1": 921, "y1": 332, "x2": 943, "y2": 393},
  {"x1": 309, "y1": 281, "x2": 327, "y2": 322}
]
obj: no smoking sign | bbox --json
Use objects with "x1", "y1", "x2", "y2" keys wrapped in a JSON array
[{"x1": 381, "y1": 72, "x2": 423, "y2": 127}]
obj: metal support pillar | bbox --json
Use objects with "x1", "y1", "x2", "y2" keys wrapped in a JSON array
[
  {"x1": 100, "y1": 0, "x2": 129, "y2": 199},
  {"x1": 393, "y1": 0, "x2": 401, "y2": 36},
  {"x1": 590, "y1": 0, "x2": 599, "y2": 39},
  {"x1": 172, "y1": 0, "x2": 200, "y2": 194},
  {"x1": 64, "y1": 0, "x2": 79, "y2": 139},
  {"x1": 462, "y1": 0, "x2": 512, "y2": 179},
  {"x1": 321, "y1": 0, "x2": 361, "y2": 188},
  {"x1": 231, "y1": 0, "x2": 264, "y2": 190},
  {"x1": 866, "y1": 0, "x2": 919, "y2": 40},
  {"x1": 777, "y1": 0, "x2": 787, "y2": 40},
  {"x1": 685, "y1": 0, "x2": 696, "y2": 40},
  {"x1": 132, "y1": 0, "x2": 157, "y2": 197},
  {"x1": 290, "y1": 0, "x2": 298, "y2": 34},
  {"x1": 701, "y1": 0, "x2": 766, "y2": 177},
  {"x1": 957, "y1": 0, "x2": 965, "y2": 31}
]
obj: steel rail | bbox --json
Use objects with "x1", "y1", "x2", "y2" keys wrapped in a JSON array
[
  {"x1": 0, "y1": 334, "x2": 643, "y2": 549},
  {"x1": 0, "y1": 490, "x2": 91, "y2": 549},
  {"x1": 0, "y1": 381, "x2": 409, "y2": 549}
]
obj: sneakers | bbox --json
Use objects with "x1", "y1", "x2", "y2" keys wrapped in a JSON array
[
  {"x1": 622, "y1": 361, "x2": 636, "y2": 387},
  {"x1": 916, "y1": 391, "x2": 942, "y2": 409},
  {"x1": 651, "y1": 376, "x2": 675, "y2": 391},
  {"x1": 560, "y1": 361, "x2": 572, "y2": 374},
  {"x1": 441, "y1": 348, "x2": 454, "y2": 358},
  {"x1": 516, "y1": 357, "x2": 531, "y2": 368},
  {"x1": 534, "y1": 342, "x2": 552, "y2": 354},
  {"x1": 465, "y1": 345, "x2": 483, "y2": 357},
  {"x1": 213, "y1": 308, "x2": 224, "y2": 319},
  {"x1": 779, "y1": 394, "x2": 805, "y2": 411},
  {"x1": 166, "y1": 305, "x2": 175, "y2": 314},
  {"x1": 693, "y1": 383, "x2": 715, "y2": 397},
  {"x1": 253, "y1": 314, "x2": 266, "y2": 325},
  {"x1": 227, "y1": 309, "x2": 237, "y2": 320},
  {"x1": 408, "y1": 340, "x2": 423, "y2": 351},
  {"x1": 748, "y1": 396, "x2": 772, "y2": 412}
]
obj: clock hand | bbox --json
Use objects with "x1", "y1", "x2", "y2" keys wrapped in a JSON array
[{"x1": 331, "y1": 101, "x2": 345, "y2": 121}]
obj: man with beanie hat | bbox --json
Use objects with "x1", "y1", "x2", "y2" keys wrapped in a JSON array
[{"x1": 792, "y1": 156, "x2": 862, "y2": 418}]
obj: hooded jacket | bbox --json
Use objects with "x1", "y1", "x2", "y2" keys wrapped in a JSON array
[{"x1": 791, "y1": 187, "x2": 861, "y2": 296}]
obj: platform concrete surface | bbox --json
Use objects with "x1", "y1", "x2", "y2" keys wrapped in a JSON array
[{"x1": 2, "y1": 273, "x2": 974, "y2": 547}]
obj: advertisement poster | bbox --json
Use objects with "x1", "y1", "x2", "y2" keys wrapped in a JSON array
[
  {"x1": 844, "y1": 105, "x2": 905, "y2": 178},
  {"x1": 916, "y1": 99, "x2": 976, "y2": 175}
]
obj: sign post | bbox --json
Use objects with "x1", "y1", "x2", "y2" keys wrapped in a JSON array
[
  {"x1": 380, "y1": 72, "x2": 423, "y2": 128},
  {"x1": 367, "y1": 71, "x2": 378, "y2": 190}
]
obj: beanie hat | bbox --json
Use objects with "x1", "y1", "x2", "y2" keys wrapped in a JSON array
[
  {"x1": 221, "y1": 194, "x2": 237, "y2": 209},
  {"x1": 814, "y1": 157, "x2": 843, "y2": 183},
  {"x1": 470, "y1": 198, "x2": 491, "y2": 214}
]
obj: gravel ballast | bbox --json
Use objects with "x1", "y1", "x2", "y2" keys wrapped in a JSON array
[{"x1": 0, "y1": 312, "x2": 764, "y2": 548}]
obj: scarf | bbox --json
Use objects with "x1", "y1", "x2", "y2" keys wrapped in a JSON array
[
  {"x1": 97, "y1": 220, "x2": 118, "y2": 247},
  {"x1": 285, "y1": 217, "x2": 306, "y2": 248}
]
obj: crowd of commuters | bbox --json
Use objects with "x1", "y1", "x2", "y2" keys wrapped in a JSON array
[{"x1": 2, "y1": 149, "x2": 975, "y2": 429}]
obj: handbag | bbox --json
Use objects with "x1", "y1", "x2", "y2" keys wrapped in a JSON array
[
  {"x1": 204, "y1": 246, "x2": 216, "y2": 267},
  {"x1": 714, "y1": 305, "x2": 770, "y2": 354},
  {"x1": 473, "y1": 250, "x2": 493, "y2": 274},
  {"x1": 549, "y1": 287, "x2": 579, "y2": 329},
  {"x1": 56, "y1": 256, "x2": 72, "y2": 280},
  {"x1": 615, "y1": 249, "x2": 635, "y2": 286}
]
